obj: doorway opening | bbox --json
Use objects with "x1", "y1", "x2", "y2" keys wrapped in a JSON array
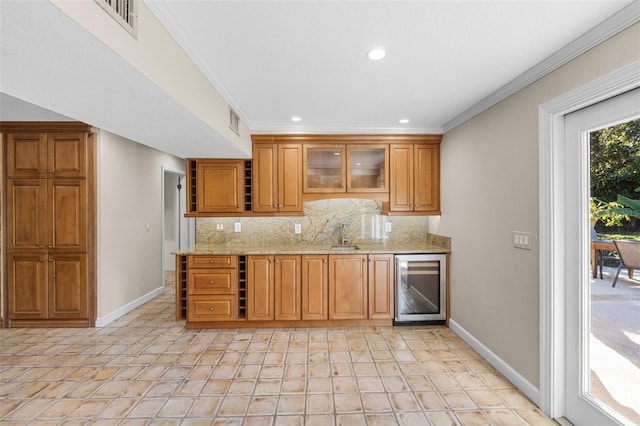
[
  {"x1": 162, "y1": 168, "x2": 192, "y2": 288},
  {"x1": 588, "y1": 118, "x2": 640, "y2": 423}
]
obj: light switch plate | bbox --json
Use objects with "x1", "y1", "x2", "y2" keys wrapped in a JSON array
[
  {"x1": 234, "y1": 222, "x2": 241, "y2": 232},
  {"x1": 294, "y1": 223, "x2": 302, "y2": 234},
  {"x1": 385, "y1": 222, "x2": 392, "y2": 232},
  {"x1": 513, "y1": 231, "x2": 531, "y2": 250}
]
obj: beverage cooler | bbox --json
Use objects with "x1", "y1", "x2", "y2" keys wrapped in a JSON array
[{"x1": 394, "y1": 254, "x2": 447, "y2": 325}]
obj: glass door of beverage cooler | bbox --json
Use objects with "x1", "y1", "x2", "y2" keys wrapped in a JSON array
[{"x1": 395, "y1": 254, "x2": 447, "y2": 324}]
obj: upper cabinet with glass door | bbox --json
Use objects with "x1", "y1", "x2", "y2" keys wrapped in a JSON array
[
  {"x1": 303, "y1": 144, "x2": 388, "y2": 194},
  {"x1": 303, "y1": 145, "x2": 346, "y2": 193},
  {"x1": 347, "y1": 145, "x2": 388, "y2": 192}
]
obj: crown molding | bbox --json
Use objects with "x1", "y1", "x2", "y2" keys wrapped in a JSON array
[
  {"x1": 250, "y1": 123, "x2": 444, "y2": 135},
  {"x1": 443, "y1": 0, "x2": 640, "y2": 133},
  {"x1": 144, "y1": 0, "x2": 254, "y2": 129}
]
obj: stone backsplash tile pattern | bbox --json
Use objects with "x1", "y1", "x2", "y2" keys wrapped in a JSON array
[{"x1": 196, "y1": 199, "x2": 430, "y2": 247}]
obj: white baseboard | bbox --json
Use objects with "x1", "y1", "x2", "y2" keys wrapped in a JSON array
[
  {"x1": 95, "y1": 285, "x2": 164, "y2": 327},
  {"x1": 449, "y1": 319, "x2": 540, "y2": 406}
]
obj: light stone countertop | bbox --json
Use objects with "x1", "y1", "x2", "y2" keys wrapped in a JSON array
[{"x1": 173, "y1": 242, "x2": 449, "y2": 256}]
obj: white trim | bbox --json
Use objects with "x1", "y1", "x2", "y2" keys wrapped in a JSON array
[
  {"x1": 449, "y1": 319, "x2": 540, "y2": 406},
  {"x1": 95, "y1": 285, "x2": 164, "y2": 327},
  {"x1": 538, "y1": 61, "x2": 640, "y2": 418},
  {"x1": 443, "y1": 0, "x2": 640, "y2": 132}
]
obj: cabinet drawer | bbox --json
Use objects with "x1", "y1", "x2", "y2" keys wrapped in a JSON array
[
  {"x1": 188, "y1": 255, "x2": 237, "y2": 268},
  {"x1": 188, "y1": 269, "x2": 237, "y2": 294},
  {"x1": 188, "y1": 295, "x2": 237, "y2": 321}
]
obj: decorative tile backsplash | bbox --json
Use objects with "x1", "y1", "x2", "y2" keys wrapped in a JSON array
[{"x1": 196, "y1": 199, "x2": 429, "y2": 246}]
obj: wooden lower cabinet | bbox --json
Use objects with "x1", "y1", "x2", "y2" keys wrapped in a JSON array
[
  {"x1": 274, "y1": 255, "x2": 301, "y2": 320},
  {"x1": 247, "y1": 255, "x2": 275, "y2": 320},
  {"x1": 367, "y1": 254, "x2": 394, "y2": 319},
  {"x1": 186, "y1": 255, "x2": 239, "y2": 322},
  {"x1": 301, "y1": 255, "x2": 328, "y2": 320},
  {"x1": 180, "y1": 252, "x2": 397, "y2": 327},
  {"x1": 247, "y1": 255, "x2": 301, "y2": 321},
  {"x1": 8, "y1": 253, "x2": 88, "y2": 321},
  {"x1": 329, "y1": 254, "x2": 368, "y2": 319}
]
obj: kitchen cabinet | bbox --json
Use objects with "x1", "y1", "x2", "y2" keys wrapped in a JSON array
[
  {"x1": 247, "y1": 255, "x2": 301, "y2": 321},
  {"x1": 384, "y1": 143, "x2": 440, "y2": 215},
  {"x1": 186, "y1": 255, "x2": 238, "y2": 322},
  {"x1": 274, "y1": 255, "x2": 302, "y2": 320},
  {"x1": 252, "y1": 142, "x2": 303, "y2": 214},
  {"x1": 8, "y1": 253, "x2": 89, "y2": 320},
  {"x1": 367, "y1": 254, "x2": 394, "y2": 319},
  {"x1": 303, "y1": 144, "x2": 388, "y2": 194},
  {"x1": 247, "y1": 255, "x2": 274, "y2": 320},
  {"x1": 186, "y1": 159, "x2": 251, "y2": 215},
  {"x1": 7, "y1": 131, "x2": 87, "y2": 179},
  {"x1": 301, "y1": 255, "x2": 328, "y2": 320},
  {"x1": 3, "y1": 123, "x2": 95, "y2": 327},
  {"x1": 328, "y1": 254, "x2": 368, "y2": 319},
  {"x1": 7, "y1": 179, "x2": 87, "y2": 253}
]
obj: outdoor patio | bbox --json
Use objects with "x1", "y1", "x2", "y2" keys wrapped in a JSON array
[{"x1": 589, "y1": 264, "x2": 640, "y2": 423}]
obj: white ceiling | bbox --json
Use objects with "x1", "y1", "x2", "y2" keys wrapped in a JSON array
[
  {"x1": 0, "y1": 0, "x2": 637, "y2": 159},
  {"x1": 147, "y1": 0, "x2": 636, "y2": 134}
]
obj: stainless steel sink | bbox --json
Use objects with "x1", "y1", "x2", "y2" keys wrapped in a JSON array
[{"x1": 331, "y1": 245, "x2": 359, "y2": 250}]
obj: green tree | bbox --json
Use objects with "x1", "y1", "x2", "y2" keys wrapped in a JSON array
[
  {"x1": 590, "y1": 118, "x2": 640, "y2": 201},
  {"x1": 590, "y1": 118, "x2": 640, "y2": 232}
]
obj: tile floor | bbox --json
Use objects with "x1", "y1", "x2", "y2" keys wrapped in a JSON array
[{"x1": 0, "y1": 275, "x2": 557, "y2": 425}]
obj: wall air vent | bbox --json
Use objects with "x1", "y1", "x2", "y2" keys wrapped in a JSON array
[
  {"x1": 229, "y1": 107, "x2": 240, "y2": 135},
  {"x1": 95, "y1": 0, "x2": 137, "y2": 37}
]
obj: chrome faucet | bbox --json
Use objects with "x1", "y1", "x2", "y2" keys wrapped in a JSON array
[{"x1": 339, "y1": 222, "x2": 348, "y2": 246}]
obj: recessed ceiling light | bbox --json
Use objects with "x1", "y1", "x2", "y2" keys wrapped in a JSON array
[
  {"x1": 399, "y1": 119, "x2": 410, "y2": 124},
  {"x1": 291, "y1": 116, "x2": 302, "y2": 122},
  {"x1": 366, "y1": 48, "x2": 386, "y2": 61}
]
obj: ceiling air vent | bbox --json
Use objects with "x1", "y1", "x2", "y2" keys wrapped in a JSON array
[
  {"x1": 95, "y1": 0, "x2": 137, "y2": 37},
  {"x1": 229, "y1": 108, "x2": 240, "y2": 135}
]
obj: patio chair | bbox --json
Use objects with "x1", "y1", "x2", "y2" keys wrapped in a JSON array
[
  {"x1": 591, "y1": 229, "x2": 619, "y2": 279},
  {"x1": 611, "y1": 240, "x2": 640, "y2": 287}
]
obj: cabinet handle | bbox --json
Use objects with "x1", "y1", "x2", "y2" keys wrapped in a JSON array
[{"x1": 48, "y1": 258, "x2": 53, "y2": 262}]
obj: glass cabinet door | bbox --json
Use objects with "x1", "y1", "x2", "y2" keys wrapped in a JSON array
[
  {"x1": 347, "y1": 145, "x2": 388, "y2": 192},
  {"x1": 303, "y1": 145, "x2": 346, "y2": 192}
]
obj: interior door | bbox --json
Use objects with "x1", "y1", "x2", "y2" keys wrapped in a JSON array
[{"x1": 563, "y1": 87, "x2": 640, "y2": 425}]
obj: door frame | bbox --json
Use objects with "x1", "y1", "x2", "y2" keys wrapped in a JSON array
[
  {"x1": 161, "y1": 167, "x2": 193, "y2": 277},
  {"x1": 538, "y1": 61, "x2": 640, "y2": 418}
]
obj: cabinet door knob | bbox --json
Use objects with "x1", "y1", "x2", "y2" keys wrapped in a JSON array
[
  {"x1": 209, "y1": 259, "x2": 214, "y2": 263},
  {"x1": 209, "y1": 280, "x2": 214, "y2": 284},
  {"x1": 209, "y1": 306, "x2": 215, "y2": 311}
]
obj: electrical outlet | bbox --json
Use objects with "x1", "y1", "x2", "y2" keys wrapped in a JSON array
[
  {"x1": 513, "y1": 231, "x2": 531, "y2": 250},
  {"x1": 234, "y1": 222, "x2": 241, "y2": 232},
  {"x1": 294, "y1": 223, "x2": 302, "y2": 234},
  {"x1": 385, "y1": 222, "x2": 392, "y2": 232},
  {"x1": 216, "y1": 224, "x2": 223, "y2": 231}
]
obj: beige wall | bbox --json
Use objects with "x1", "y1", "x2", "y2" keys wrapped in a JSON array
[
  {"x1": 50, "y1": 0, "x2": 252, "y2": 156},
  {"x1": 96, "y1": 130, "x2": 184, "y2": 322},
  {"x1": 434, "y1": 23, "x2": 640, "y2": 387}
]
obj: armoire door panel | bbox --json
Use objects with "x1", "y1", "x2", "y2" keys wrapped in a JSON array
[
  {"x1": 48, "y1": 254, "x2": 88, "y2": 319},
  {"x1": 8, "y1": 254, "x2": 48, "y2": 319},
  {"x1": 7, "y1": 179, "x2": 48, "y2": 250},
  {"x1": 6, "y1": 133, "x2": 47, "y2": 178},
  {"x1": 48, "y1": 179, "x2": 87, "y2": 252},
  {"x1": 48, "y1": 133, "x2": 87, "y2": 178}
]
